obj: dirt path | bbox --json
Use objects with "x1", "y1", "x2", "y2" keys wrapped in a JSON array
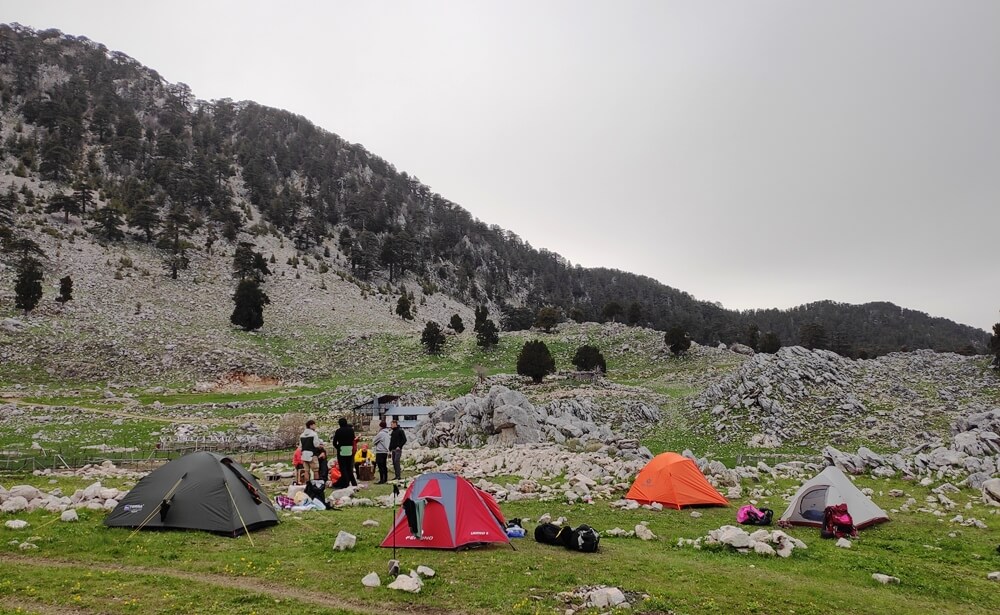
[
  {"x1": 0, "y1": 598, "x2": 87, "y2": 615},
  {"x1": 0, "y1": 554, "x2": 462, "y2": 615}
]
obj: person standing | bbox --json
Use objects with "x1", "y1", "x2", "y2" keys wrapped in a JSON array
[
  {"x1": 332, "y1": 417, "x2": 357, "y2": 488},
  {"x1": 299, "y1": 420, "x2": 323, "y2": 481},
  {"x1": 372, "y1": 420, "x2": 391, "y2": 484},
  {"x1": 389, "y1": 419, "x2": 407, "y2": 481}
]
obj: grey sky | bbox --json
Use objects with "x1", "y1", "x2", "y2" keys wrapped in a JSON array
[{"x1": 5, "y1": 1, "x2": 999, "y2": 330}]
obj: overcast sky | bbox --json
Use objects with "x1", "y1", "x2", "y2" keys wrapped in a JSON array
[{"x1": 5, "y1": 1, "x2": 999, "y2": 330}]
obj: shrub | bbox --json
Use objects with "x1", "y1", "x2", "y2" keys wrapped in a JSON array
[
  {"x1": 572, "y1": 345, "x2": 606, "y2": 372},
  {"x1": 517, "y1": 340, "x2": 555, "y2": 383}
]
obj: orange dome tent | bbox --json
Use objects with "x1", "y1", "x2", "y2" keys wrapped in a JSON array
[{"x1": 626, "y1": 452, "x2": 729, "y2": 509}]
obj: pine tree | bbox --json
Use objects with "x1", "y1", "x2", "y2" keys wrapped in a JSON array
[
  {"x1": 744, "y1": 324, "x2": 760, "y2": 351},
  {"x1": 476, "y1": 319, "x2": 499, "y2": 349},
  {"x1": 233, "y1": 242, "x2": 270, "y2": 281},
  {"x1": 665, "y1": 326, "x2": 691, "y2": 356},
  {"x1": 448, "y1": 314, "x2": 465, "y2": 333},
  {"x1": 14, "y1": 256, "x2": 43, "y2": 314},
  {"x1": 158, "y1": 204, "x2": 194, "y2": 280},
  {"x1": 534, "y1": 306, "x2": 561, "y2": 332},
  {"x1": 421, "y1": 321, "x2": 446, "y2": 354},
  {"x1": 89, "y1": 207, "x2": 126, "y2": 242},
  {"x1": 396, "y1": 295, "x2": 414, "y2": 320},
  {"x1": 517, "y1": 340, "x2": 555, "y2": 383},
  {"x1": 990, "y1": 323, "x2": 1000, "y2": 368},
  {"x1": 230, "y1": 279, "x2": 270, "y2": 331},
  {"x1": 572, "y1": 344, "x2": 607, "y2": 372},
  {"x1": 56, "y1": 275, "x2": 73, "y2": 303},
  {"x1": 800, "y1": 322, "x2": 828, "y2": 350},
  {"x1": 127, "y1": 200, "x2": 160, "y2": 242},
  {"x1": 473, "y1": 305, "x2": 488, "y2": 333},
  {"x1": 627, "y1": 302, "x2": 643, "y2": 325},
  {"x1": 46, "y1": 192, "x2": 80, "y2": 224},
  {"x1": 602, "y1": 301, "x2": 624, "y2": 322},
  {"x1": 759, "y1": 331, "x2": 782, "y2": 354}
]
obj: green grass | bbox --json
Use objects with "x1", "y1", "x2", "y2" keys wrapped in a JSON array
[
  {"x1": 0, "y1": 474, "x2": 997, "y2": 614},
  {"x1": 3, "y1": 323, "x2": 999, "y2": 613}
]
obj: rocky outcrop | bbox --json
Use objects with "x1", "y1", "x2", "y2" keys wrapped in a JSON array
[
  {"x1": 690, "y1": 347, "x2": 997, "y2": 450},
  {"x1": 415, "y1": 386, "x2": 621, "y2": 448}
]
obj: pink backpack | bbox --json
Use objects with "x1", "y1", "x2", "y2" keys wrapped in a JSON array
[{"x1": 737, "y1": 504, "x2": 773, "y2": 525}]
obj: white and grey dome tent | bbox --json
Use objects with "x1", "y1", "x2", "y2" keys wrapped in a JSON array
[{"x1": 780, "y1": 466, "x2": 889, "y2": 529}]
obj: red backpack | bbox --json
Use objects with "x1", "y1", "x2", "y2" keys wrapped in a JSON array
[{"x1": 821, "y1": 503, "x2": 857, "y2": 538}]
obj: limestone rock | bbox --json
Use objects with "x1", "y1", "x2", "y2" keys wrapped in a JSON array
[
  {"x1": 981, "y1": 478, "x2": 1000, "y2": 507},
  {"x1": 835, "y1": 538, "x2": 852, "y2": 549},
  {"x1": 387, "y1": 573, "x2": 422, "y2": 593},
  {"x1": 587, "y1": 587, "x2": 626, "y2": 608},
  {"x1": 361, "y1": 572, "x2": 381, "y2": 587},
  {"x1": 872, "y1": 574, "x2": 900, "y2": 585},
  {"x1": 333, "y1": 530, "x2": 357, "y2": 551},
  {"x1": 4, "y1": 520, "x2": 28, "y2": 530},
  {"x1": 635, "y1": 524, "x2": 656, "y2": 541},
  {"x1": 60, "y1": 509, "x2": 79, "y2": 522}
]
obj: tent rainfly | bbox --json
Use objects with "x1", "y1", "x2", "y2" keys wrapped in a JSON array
[
  {"x1": 104, "y1": 451, "x2": 278, "y2": 537},
  {"x1": 780, "y1": 466, "x2": 889, "y2": 529},
  {"x1": 626, "y1": 452, "x2": 729, "y2": 509},
  {"x1": 380, "y1": 472, "x2": 509, "y2": 550}
]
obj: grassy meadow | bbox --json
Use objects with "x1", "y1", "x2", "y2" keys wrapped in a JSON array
[{"x1": 1, "y1": 325, "x2": 999, "y2": 614}]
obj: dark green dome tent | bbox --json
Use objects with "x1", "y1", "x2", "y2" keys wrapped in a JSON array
[{"x1": 104, "y1": 451, "x2": 278, "y2": 537}]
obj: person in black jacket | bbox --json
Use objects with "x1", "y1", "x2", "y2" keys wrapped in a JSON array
[
  {"x1": 389, "y1": 419, "x2": 407, "y2": 481},
  {"x1": 331, "y1": 417, "x2": 357, "y2": 488}
]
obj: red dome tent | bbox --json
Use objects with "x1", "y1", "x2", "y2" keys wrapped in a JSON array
[
  {"x1": 626, "y1": 452, "x2": 729, "y2": 509},
  {"x1": 380, "y1": 472, "x2": 510, "y2": 550}
]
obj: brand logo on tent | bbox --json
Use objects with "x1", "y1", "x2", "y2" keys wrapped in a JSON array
[
  {"x1": 123, "y1": 504, "x2": 143, "y2": 514},
  {"x1": 405, "y1": 535, "x2": 433, "y2": 541},
  {"x1": 470, "y1": 531, "x2": 490, "y2": 536}
]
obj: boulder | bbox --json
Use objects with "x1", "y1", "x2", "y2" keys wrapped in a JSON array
[
  {"x1": 1, "y1": 496, "x2": 28, "y2": 513},
  {"x1": 4, "y1": 520, "x2": 28, "y2": 530},
  {"x1": 333, "y1": 531, "x2": 357, "y2": 551},
  {"x1": 753, "y1": 541, "x2": 776, "y2": 556},
  {"x1": 60, "y1": 509, "x2": 79, "y2": 522},
  {"x1": 836, "y1": 538, "x2": 852, "y2": 549},
  {"x1": 387, "y1": 573, "x2": 422, "y2": 593},
  {"x1": 982, "y1": 478, "x2": 1000, "y2": 507},
  {"x1": 872, "y1": 574, "x2": 900, "y2": 585},
  {"x1": 587, "y1": 587, "x2": 627, "y2": 608},
  {"x1": 361, "y1": 572, "x2": 381, "y2": 587},
  {"x1": 635, "y1": 524, "x2": 657, "y2": 541}
]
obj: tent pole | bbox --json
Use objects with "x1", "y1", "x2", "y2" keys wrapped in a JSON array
[
  {"x1": 225, "y1": 482, "x2": 255, "y2": 546},
  {"x1": 126, "y1": 473, "x2": 187, "y2": 541}
]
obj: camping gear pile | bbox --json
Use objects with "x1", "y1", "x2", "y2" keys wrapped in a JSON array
[{"x1": 737, "y1": 504, "x2": 774, "y2": 526}]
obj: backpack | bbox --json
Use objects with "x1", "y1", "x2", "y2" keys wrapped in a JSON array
[
  {"x1": 304, "y1": 479, "x2": 326, "y2": 502},
  {"x1": 821, "y1": 503, "x2": 857, "y2": 539},
  {"x1": 534, "y1": 522, "x2": 568, "y2": 546},
  {"x1": 737, "y1": 505, "x2": 774, "y2": 526},
  {"x1": 534, "y1": 522, "x2": 599, "y2": 553},
  {"x1": 569, "y1": 524, "x2": 600, "y2": 553}
]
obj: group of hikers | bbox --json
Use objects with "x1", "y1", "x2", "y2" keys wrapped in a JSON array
[{"x1": 297, "y1": 417, "x2": 407, "y2": 488}]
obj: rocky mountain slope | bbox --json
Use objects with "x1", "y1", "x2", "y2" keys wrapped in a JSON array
[{"x1": 0, "y1": 22, "x2": 991, "y2": 367}]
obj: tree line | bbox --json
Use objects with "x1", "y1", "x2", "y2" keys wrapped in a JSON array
[{"x1": 0, "y1": 24, "x2": 991, "y2": 357}]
